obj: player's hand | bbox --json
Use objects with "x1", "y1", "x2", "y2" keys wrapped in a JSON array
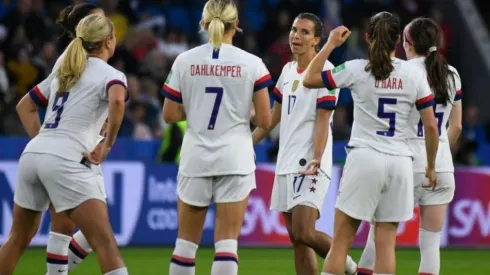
[
  {"x1": 326, "y1": 26, "x2": 351, "y2": 48},
  {"x1": 422, "y1": 166, "x2": 437, "y2": 191},
  {"x1": 84, "y1": 142, "x2": 111, "y2": 165},
  {"x1": 299, "y1": 159, "x2": 320, "y2": 175}
]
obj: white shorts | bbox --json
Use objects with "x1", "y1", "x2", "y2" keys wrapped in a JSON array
[
  {"x1": 414, "y1": 172, "x2": 455, "y2": 206},
  {"x1": 270, "y1": 174, "x2": 329, "y2": 217},
  {"x1": 177, "y1": 173, "x2": 256, "y2": 207},
  {"x1": 336, "y1": 147, "x2": 414, "y2": 223},
  {"x1": 14, "y1": 153, "x2": 106, "y2": 213}
]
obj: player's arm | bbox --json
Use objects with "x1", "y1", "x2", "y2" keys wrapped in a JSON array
[
  {"x1": 304, "y1": 26, "x2": 351, "y2": 89},
  {"x1": 252, "y1": 87, "x2": 272, "y2": 131},
  {"x1": 17, "y1": 79, "x2": 51, "y2": 138},
  {"x1": 252, "y1": 101, "x2": 281, "y2": 145},
  {"x1": 447, "y1": 99, "x2": 462, "y2": 148},
  {"x1": 104, "y1": 84, "x2": 126, "y2": 149},
  {"x1": 312, "y1": 109, "x2": 333, "y2": 160},
  {"x1": 163, "y1": 99, "x2": 186, "y2": 123},
  {"x1": 416, "y1": 79, "x2": 439, "y2": 171},
  {"x1": 16, "y1": 92, "x2": 42, "y2": 138}
]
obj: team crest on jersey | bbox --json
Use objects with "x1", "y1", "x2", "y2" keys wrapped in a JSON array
[
  {"x1": 292, "y1": 80, "x2": 299, "y2": 92},
  {"x1": 332, "y1": 63, "x2": 345, "y2": 74}
]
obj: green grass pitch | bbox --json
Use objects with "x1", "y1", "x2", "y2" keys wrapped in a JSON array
[{"x1": 15, "y1": 247, "x2": 490, "y2": 274}]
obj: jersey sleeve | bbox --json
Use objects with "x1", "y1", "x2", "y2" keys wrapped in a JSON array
[
  {"x1": 105, "y1": 71, "x2": 128, "y2": 101},
  {"x1": 28, "y1": 74, "x2": 53, "y2": 108},
  {"x1": 253, "y1": 60, "x2": 274, "y2": 92},
  {"x1": 162, "y1": 57, "x2": 183, "y2": 104},
  {"x1": 320, "y1": 60, "x2": 357, "y2": 90},
  {"x1": 453, "y1": 70, "x2": 462, "y2": 101},
  {"x1": 415, "y1": 76, "x2": 435, "y2": 110},
  {"x1": 316, "y1": 88, "x2": 337, "y2": 110},
  {"x1": 271, "y1": 66, "x2": 286, "y2": 104}
]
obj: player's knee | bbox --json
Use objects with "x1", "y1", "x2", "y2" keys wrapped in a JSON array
[
  {"x1": 291, "y1": 227, "x2": 315, "y2": 246},
  {"x1": 50, "y1": 219, "x2": 75, "y2": 236},
  {"x1": 374, "y1": 233, "x2": 395, "y2": 252},
  {"x1": 85, "y1": 229, "x2": 116, "y2": 251},
  {"x1": 7, "y1": 230, "x2": 33, "y2": 250}
]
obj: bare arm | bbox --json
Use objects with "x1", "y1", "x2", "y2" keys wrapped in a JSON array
[
  {"x1": 419, "y1": 106, "x2": 439, "y2": 170},
  {"x1": 252, "y1": 101, "x2": 281, "y2": 145},
  {"x1": 163, "y1": 99, "x2": 186, "y2": 123},
  {"x1": 312, "y1": 109, "x2": 333, "y2": 161},
  {"x1": 447, "y1": 100, "x2": 462, "y2": 148},
  {"x1": 104, "y1": 84, "x2": 126, "y2": 148},
  {"x1": 251, "y1": 87, "x2": 272, "y2": 130},
  {"x1": 303, "y1": 43, "x2": 336, "y2": 89},
  {"x1": 16, "y1": 94, "x2": 41, "y2": 138}
]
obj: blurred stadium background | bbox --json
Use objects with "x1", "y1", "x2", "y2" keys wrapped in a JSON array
[{"x1": 0, "y1": 0, "x2": 490, "y2": 274}]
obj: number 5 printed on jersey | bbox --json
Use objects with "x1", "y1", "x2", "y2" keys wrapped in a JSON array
[
  {"x1": 205, "y1": 87, "x2": 223, "y2": 130},
  {"x1": 45, "y1": 92, "x2": 70, "y2": 129},
  {"x1": 377, "y1": 97, "x2": 397, "y2": 137}
]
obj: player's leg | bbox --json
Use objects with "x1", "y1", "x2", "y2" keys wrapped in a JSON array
[
  {"x1": 170, "y1": 175, "x2": 212, "y2": 275},
  {"x1": 212, "y1": 173, "x2": 256, "y2": 275},
  {"x1": 0, "y1": 153, "x2": 48, "y2": 274},
  {"x1": 41, "y1": 156, "x2": 127, "y2": 275},
  {"x1": 372, "y1": 155, "x2": 414, "y2": 274},
  {"x1": 322, "y1": 209, "x2": 361, "y2": 275},
  {"x1": 46, "y1": 205, "x2": 74, "y2": 275},
  {"x1": 357, "y1": 222, "x2": 376, "y2": 275},
  {"x1": 322, "y1": 148, "x2": 382, "y2": 275},
  {"x1": 289, "y1": 174, "x2": 357, "y2": 274},
  {"x1": 417, "y1": 172, "x2": 455, "y2": 275},
  {"x1": 271, "y1": 175, "x2": 317, "y2": 275},
  {"x1": 284, "y1": 212, "x2": 318, "y2": 275}
]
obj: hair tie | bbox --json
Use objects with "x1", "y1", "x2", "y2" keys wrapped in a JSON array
[
  {"x1": 428, "y1": 46, "x2": 437, "y2": 53},
  {"x1": 213, "y1": 16, "x2": 220, "y2": 20},
  {"x1": 77, "y1": 36, "x2": 84, "y2": 43}
]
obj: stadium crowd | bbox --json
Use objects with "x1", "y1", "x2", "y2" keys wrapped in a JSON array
[{"x1": 0, "y1": 0, "x2": 486, "y2": 165}]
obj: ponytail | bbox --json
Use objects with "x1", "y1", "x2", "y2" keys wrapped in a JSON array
[
  {"x1": 425, "y1": 51, "x2": 454, "y2": 105},
  {"x1": 57, "y1": 37, "x2": 87, "y2": 94},
  {"x1": 208, "y1": 17, "x2": 225, "y2": 48},
  {"x1": 365, "y1": 19, "x2": 395, "y2": 80}
]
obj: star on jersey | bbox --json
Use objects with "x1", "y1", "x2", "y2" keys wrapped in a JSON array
[
  {"x1": 310, "y1": 186, "x2": 316, "y2": 193},
  {"x1": 311, "y1": 178, "x2": 317, "y2": 184}
]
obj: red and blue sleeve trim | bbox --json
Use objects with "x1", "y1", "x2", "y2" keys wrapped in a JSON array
[
  {"x1": 106, "y1": 79, "x2": 129, "y2": 101},
  {"x1": 162, "y1": 84, "x2": 183, "y2": 103},
  {"x1": 271, "y1": 87, "x2": 282, "y2": 104},
  {"x1": 254, "y1": 74, "x2": 274, "y2": 92},
  {"x1": 454, "y1": 89, "x2": 463, "y2": 101},
  {"x1": 317, "y1": 95, "x2": 336, "y2": 110},
  {"x1": 416, "y1": 94, "x2": 435, "y2": 110},
  {"x1": 28, "y1": 86, "x2": 48, "y2": 107},
  {"x1": 320, "y1": 70, "x2": 338, "y2": 91}
]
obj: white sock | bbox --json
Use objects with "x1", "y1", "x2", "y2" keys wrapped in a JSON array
[
  {"x1": 46, "y1": 232, "x2": 71, "y2": 275},
  {"x1": 419, "y1": 228, "x2": 441, "y2": 275},
  {"x1": 358, "y1": 224, "x2": 376, "y2": 275},
  {"x1": 211, "y1": 239, "x2": 238, "y2": 275},
  {"x1": 68, "y1": 231, "x2": 93, "y2": 271},
  {"x1": 321, "y1": 273, "x2": 335, "y2": 275},
  {"x1": 170, "y1": 238, "x2": 198, "y2": 275},
  {"x1": 345, "y1": 255, "x2": 358, "y2": 275},
  {"x1": 104, "y1": 267, "x2": 129, "y2": 275}
]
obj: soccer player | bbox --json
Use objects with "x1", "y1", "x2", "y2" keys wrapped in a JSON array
[
  {"x1": 42, "y1": 4, "x2": 106, "y2": 274},
  {"x1": 303, "y1": 12, "x2": 440, "y2": 275},
  {"x1": 356, "y1": 17, "x2": 463, "y2": 275},
  {"x1": 252, "y1": 13, "x2": 357, "y2": 275},
  {"x1": 0, "y1": 14, "x2": 129, "y2": 275},
  {"x1": 162, "y1": 1, "x2": 272, "y2": 275}
]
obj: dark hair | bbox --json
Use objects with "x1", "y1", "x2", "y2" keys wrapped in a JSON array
[
  {"x1": 295, "y1": 13, "x2": 323, "y2": 52},
  {"x1": 365, "y1": 12, "x2": 401, "y2": 80},
  {"x1": 56, "y1": 3, "x2": 99, "y2": 37},
  {"x1": 405, "y1": 17, "x2": 455, "y2": 105}
]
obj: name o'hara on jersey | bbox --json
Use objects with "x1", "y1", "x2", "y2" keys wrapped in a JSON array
[
  {"x1": 190, "y1": 64, "x2": 242, "y2": 78},
  {"x1": 375, "y1": 77, "x2": 403, "y2": 90}
]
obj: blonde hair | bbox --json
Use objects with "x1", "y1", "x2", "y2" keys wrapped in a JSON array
[
  {"x1": 57, "y1": 14, "x2": 114, "y2": 93},
  {"x1": 201, "y1": 0, "x2": 238, "y2": 48}
]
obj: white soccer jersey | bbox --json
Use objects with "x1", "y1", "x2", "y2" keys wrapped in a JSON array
[
  {"x1": 407, "y1": 57, "x2": 462, "y2": 172},
  {"x1": 162, "y1": 43, "x2": 273, "y2": 177},
  {"x1": 272, "y1": 61, "x2": 339, "y2": 177},
  {"x1": 24, "y1": 57, "x2": 127, "y2": 162},
  {"x1": 321, "y1": 58, "x2": 435, "y2": 156}
]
